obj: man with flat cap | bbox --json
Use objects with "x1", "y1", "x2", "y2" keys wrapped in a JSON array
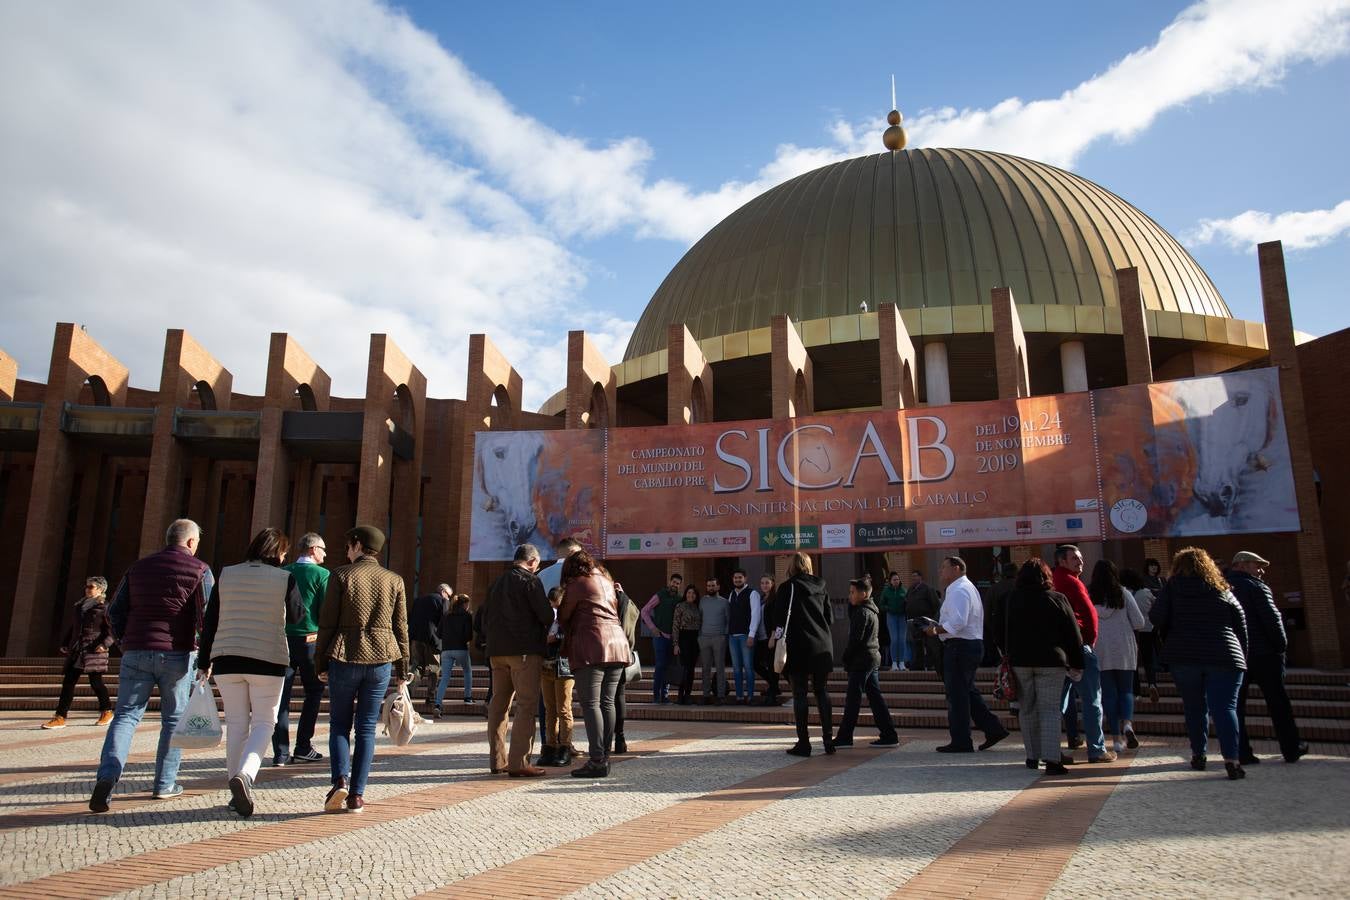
[{"x1": 1225, "y1": 550, "x2": 1308, "y2": 764}]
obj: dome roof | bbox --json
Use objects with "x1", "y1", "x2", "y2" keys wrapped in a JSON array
[{"x1": 626, "y1": 148, "x2": 1229, "y2": 359}]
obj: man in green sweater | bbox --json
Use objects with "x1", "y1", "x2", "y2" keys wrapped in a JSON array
[
  {"x1": 640, "y1": 573, "x2": 683, "y2": 704},
  {"x1": 272, "y1": 531, "x2": 330, "y2": 767}
]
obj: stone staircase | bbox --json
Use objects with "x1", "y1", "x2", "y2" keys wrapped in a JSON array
[{"x1": 5, "y1": 657, "x2": 1348, "y2": 742}]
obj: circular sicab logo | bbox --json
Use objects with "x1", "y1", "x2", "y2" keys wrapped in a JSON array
[{"x1": 1110, "y1": 498, "x2": 1147, "y2": 534}]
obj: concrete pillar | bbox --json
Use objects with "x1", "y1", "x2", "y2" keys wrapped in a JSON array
[
  {"x1": 9, "y1": 324, "x2": 129, "y2": 654},
  {"x1": 139, "y1": 329, "x2": 233, "y2": 558},
  {"x1": 923, "y1": 342, "x2": 951, "y2": 406},
  {"x1": 991, "y1": 287, "x2": 1031, "y2": 400},
  {"x1": 1258, "y1": 241, "x2": 1340, "y2": 667},
  {"x1": 1060, "y1": 341, "x2": 1088, "y2": 393}
]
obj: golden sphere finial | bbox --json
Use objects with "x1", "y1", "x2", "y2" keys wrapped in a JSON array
[
  {"x1": 887, "y1": 109, "x2": 901, "y2": 126},
  {"x1": 884, "y1": 76, "x2": 907, "y2": 151}
]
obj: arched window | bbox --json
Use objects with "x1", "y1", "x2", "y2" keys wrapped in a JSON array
[
  {"x1": 296, "y1": 383, "x2": 317, "y2": 411},
  {"x1": 193, "y1": 380, "x2": 217, "y2": 410},
  {"x1": 489, "y1": 385, "x2": 513, "y2": 431},
  {"x1": 84, "y1": 375, "x2": 112, "y2": 407},
  {"x1": 587, "y1": 382, "x2": 609, "y2": 429}
]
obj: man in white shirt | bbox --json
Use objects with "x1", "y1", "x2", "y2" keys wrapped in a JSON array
[{"x1": 924, "y1": 556, "x2": 1010, "y2": 753}]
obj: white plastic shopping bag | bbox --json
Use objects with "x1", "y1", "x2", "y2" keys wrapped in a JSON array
[{"x1": 171, "y1": 674, "x2": 223, "y2": 749}]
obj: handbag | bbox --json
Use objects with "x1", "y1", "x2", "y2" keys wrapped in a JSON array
[
  {"x1": 171, "y1": 674, "x2": 223, "y2": 750},
  {"x1": 380, "y1": 679, "x2": 423, "y2": 746},
  {"x1": 993, "y1": 599, "x2": 1017, "y2": 702},
  {"x1": 665, "y1": 656, "x2": 686, "y2": 687},
  {"x1": 772, "y1": 585, "x2": 794, "y2": 674},
  {"x1": 624, "y1": 647, "x2": 642, "y2": 685}
]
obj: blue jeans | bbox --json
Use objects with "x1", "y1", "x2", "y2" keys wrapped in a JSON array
[
  {"x1": 96, "y1": 649, "x2": 195, "y2": 794},
  {"x1": 1100, "y1": 669, "x2": 1135, "y2": 735},
  {"x1": 652, "y1": 635, "x2": 673, "y2": 702},
  {"x1": 1172, "y1": 664, "x2": 1244, "y2": 760},
  {"x1": 273, "y1": 635, "x2": 324, "y2": 759},
  {"x1": 728, "y1": 634, "x2": 752, "y2": 700},
  {"x1": 941, "y1": 639, "x2": 1004, "y2": 750},
  {"x1": 327, "y1": 660, "x2": 391, "y2": 796},
  {"x1": 887, "y1": 614, "x2": 909, "y2": 664},
  {"x1": 1061, "y1": 645, "x2": 1106, "y2": 757},
  {"x1": 436, "y1": 649, "x2": 473, "y2": 706}
]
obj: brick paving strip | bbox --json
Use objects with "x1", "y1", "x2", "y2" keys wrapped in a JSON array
[
  {"x1": 0, "y1": 722, "x2": 158, "y2": 755},
  {"x1": 414, "y1": 742, "x2": 900, "y2": 900},
  {"x1": 891, "y1": 753, "x2": 1136, "y2": 900},
  {"x1": 0, "y1": 728, "x2": 710, "y2": 897}
]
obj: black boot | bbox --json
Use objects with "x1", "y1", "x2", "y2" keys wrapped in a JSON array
[
  {"x1": 613, "y1": 733, "x2": 627, "y2": 754},
  {"x1": 537, "y1": 744, "x2": 559, "y2": 767},
  {"x1": 554, "y1": 745, "x2": 574, "y2": 767}
]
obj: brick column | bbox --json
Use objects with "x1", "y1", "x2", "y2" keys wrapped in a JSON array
[
  {"x1": 139, "y1": 329, "x2": 233, "y2": 557},
  {"x1": 1258, "y1": 241, "x2": 1341, "y2": 667},
  {"x1": 9, "y1": 324, "x2": 129, "y2": 654},
  {"x1": 355, "y1": 335, "x2": 427, "y2": 583},
  {"x1": 0, "y1": 350, "x2": 16, "y2": 401},
  {"x1": 251, "y1": 334, "x2": 331, "y2": 536},
  {"x1": 668, "y1": 325, "x2": 714, "y2": 583},
  {"x1": 991, "y1": 287, "x2": 1031, "y2": 400},
  {"x1": 1116, "y1": 267, "x2": 1154, "y2": 385},
  {"x1": 878, "y1": 304, "x2": 917, "y2": 409},
  {"x1": 565, "y1": 331, "x2": 617, "y2": 431},
  {"x1": 454, "y1": 335, "x2": 523, "y2": 595},
  {"x1": 771, "y1": 315, "x2": 813, "y2": 419}
]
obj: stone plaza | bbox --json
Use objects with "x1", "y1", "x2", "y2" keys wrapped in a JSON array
[{"x1": 1, "y1": 707, "x2": 1346, "y2": 899}]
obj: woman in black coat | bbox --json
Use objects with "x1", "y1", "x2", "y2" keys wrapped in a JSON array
[
  {"x1": 45, "y1": 576, "x2": 114, "y2": 729},
  {"x1": 1004, "y1": 559, "x2": 1084, "y2": 774},
  {"x1": 779, "y1": 552, "x2": 835, "y2": 756},
  {"x1": 1150, "y1": 547, "x2": 1249, "y2": 780}
]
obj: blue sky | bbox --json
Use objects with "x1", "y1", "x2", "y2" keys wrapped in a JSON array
[{"x1": 2, "y1": 0, "x2": 1347, "y2": 406}]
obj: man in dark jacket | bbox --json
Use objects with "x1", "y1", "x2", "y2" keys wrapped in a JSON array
[
  {"x1": 409, "y1": 583, "x2": 452, "y2": 711},
  {"x1": 906, "y1": 571, "x2": 940, "y2": 672},
  {"x1": 834, "y1": 576, "x2": 899, "y2": 747},
  {"x1": 1226, "y1": 551, "x2": 1308, "y2": 764},
  {"x1": 89, "y1": 518, "x2": 213, "y2": 813},
  {"x1": 482, "y1": 543, "x2": 553, "y2": 777}
]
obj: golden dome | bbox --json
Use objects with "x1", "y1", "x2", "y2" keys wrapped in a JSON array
[{"x1": 625, "y1": 148, "x2": 1229, "y2": 359}]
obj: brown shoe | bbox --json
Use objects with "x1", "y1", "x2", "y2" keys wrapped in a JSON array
[
  {"x1": 95, "y1": 711, "x2": 114, "y2": 726},
  {"x1": 41, "y1": 715, "x2": 66, "y2": 730},
  {"x1": 1088, "y1": 750, "x2": 1118, "y2": 763},
  {"x1": 508, "y1": 765, "x2": 547, "y2": 778}
]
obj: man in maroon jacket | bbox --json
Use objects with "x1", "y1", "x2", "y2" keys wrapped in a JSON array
[
  {"x1": 89, "y1": 519, "x2": 213, "y2": 812},
  {"x1": 1052, "y1": 545, "x2": 1115, "y2": 763}
]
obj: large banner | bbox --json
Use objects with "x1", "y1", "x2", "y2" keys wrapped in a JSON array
[{"x1": 470, "y1": 367, "x2": 1299, "y2": 560}]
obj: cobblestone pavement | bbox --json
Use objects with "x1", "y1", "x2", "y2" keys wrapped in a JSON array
[{"x1": 0, "y1": 710, "x2": 1344, "y2": 898}]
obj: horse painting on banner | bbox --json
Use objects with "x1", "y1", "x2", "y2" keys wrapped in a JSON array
[
  {"x1": 1098, "y1": 368, "x2": 1298, "y2": 538},
  {"x1": 470, "y1": 430, "x2": 603, "y2": 561}
]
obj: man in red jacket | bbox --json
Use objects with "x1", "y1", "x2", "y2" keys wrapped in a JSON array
[{"x1": 1053, "y1": 545, "x2": 1115, "y2": 763}]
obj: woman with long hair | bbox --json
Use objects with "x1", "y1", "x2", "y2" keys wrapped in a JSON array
[
  {"x1": 1150, "y1": 547, "x2": 1249, "y2": 780},
  {"x1": 1089, "y1": 559, "x2": 1146, "y2": 753},
  {"x1": 1119, "y1": 568, "x2": 1160, "y2": 702},
  {"x1": 780, "y1": 551, "x2": 835, "y2": 757},
  {"x1": 558, "y1": 550, "x2": 630, "y2": 778},
  {"x1": 672, "y1": 586, "x2": 703, "y2": 705},
  {"x1": 754, "y1": 574, "x2": 783, "y2": 705},
  {"x1": 197, "y1": 527, "x2": 304, "y2": 816},
  {"x1": 1005, "y1": 559, "x2": 1084, "y2": 775}
]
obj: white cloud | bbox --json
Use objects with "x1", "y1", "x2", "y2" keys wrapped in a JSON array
[
  {"x1": 1188, "y1": 200, "x2": 1350, "y2": 250},
  {"x1": 1, "y1": 0, "x2": 1347, "y2": 411}
]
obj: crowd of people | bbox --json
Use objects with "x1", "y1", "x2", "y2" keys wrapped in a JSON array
[{"x1": 58, "y1": 519, "x2": 1312, "y2": 817}]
